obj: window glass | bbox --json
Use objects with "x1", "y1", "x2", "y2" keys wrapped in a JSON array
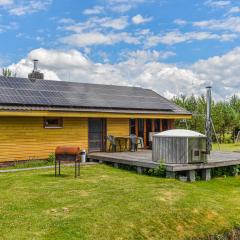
[
  {"x1": 154, "y1": 119, "x2": 161, "y2": 132},
  {"x1": 138, "y1": 119, "x2": 144, "y2": 138},
  {"x1": 129, "y1": 119, "x2": 136, "y2": 135},
  {"x1": 44, "y1": 118, "x2": 63, "y2": 128},
  {"x1": 162, "y1": 119, "x2": 169, "y2": 131}
]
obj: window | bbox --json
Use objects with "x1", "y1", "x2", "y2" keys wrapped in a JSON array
[
  {"x1": 162, "y1": 119, "x2": 169, "y2": 131},
  {"x1": 129, "y1": 119, "x2": 136, "y2": 135},
  {"x1": 138, "y1": 119, "x2": 144, "y2": 138},
  {"x1": 146, "y1": 119, "x2": 152, "y2": 146},
  {"x1": 194, "y1": 150, "x2": 200, "y2": 157},
  {"x1": 154, "y1": 119, "x2": 161, "y2": 132},
  {"x1": 192, "y1": 149, "x2": 201, "y2": 161},
  {"x1": 44, "y1": 118, "x2": 63, "y2": 129}
]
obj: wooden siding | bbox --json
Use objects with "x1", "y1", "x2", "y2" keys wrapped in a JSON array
[
  {"x1": 0, "y1": 117, "x2": 88, "y2": 162},
  {"x1": 152, "y1": 137, "x2": 187, "y2": 163},
  {"x1": 0, "y1": 116, "x2": 179, "y2": 162},
  {"x1": 0, "y1": 110, "x2": 192, "y2": 119},
  {"x1": 107, "y1": 118, "x2": 130, "y2": 136},
  {"x1": 106, "y1": 118, "x2": 130, "y2": 151}
]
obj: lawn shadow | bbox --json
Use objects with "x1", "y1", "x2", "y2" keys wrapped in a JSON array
[{"x1": 39, "y1": 173, "x2": 70, "y2": 178}]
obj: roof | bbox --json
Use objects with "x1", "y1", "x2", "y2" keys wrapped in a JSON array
[
  {"x1": 154, "y1": 129, "x2": 206, "y2": 138},
  {"x1": 0, "y1": 76, "x2": 191, "y2": 115}
]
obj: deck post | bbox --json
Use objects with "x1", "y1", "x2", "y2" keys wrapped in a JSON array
[
  {"x1": 113, "y1": 162, "x2": 119, "y2": 168},
  {"x1": 187, "y1": 170, "x2": 196, "y2": 182},
  {"x1": 202, "y1": 168, "x2": 211, "y2": 181},
  {"x1": 137, "y1": 166, "x2": 143, "y2": 174},
  {"x1": 166, "y1": 171, "x2": 176, "y2": 179}
]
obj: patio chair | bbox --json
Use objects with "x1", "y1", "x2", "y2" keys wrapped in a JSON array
[
  {"x1": 106, "y1": 135, "x2": 117, "y2": 152},
  {"x1": 137, "y1": 137, "x2": 144, "y2": 149},
  {"x1": 130, "y1": 134, "x2": 138, "y2": 152}
]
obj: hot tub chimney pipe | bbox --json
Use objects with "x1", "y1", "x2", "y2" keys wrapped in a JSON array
[{"x1": 206, "y1": 86, "x2": 212, "y2": 154}]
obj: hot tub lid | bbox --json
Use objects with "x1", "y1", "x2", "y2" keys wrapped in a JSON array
[{"x1": 154, "y1": 129, "x2": 206, "y2": 138}]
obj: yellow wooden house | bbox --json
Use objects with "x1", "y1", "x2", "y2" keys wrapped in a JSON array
[{"x1": 0, "y1": 76, "x2": 191, "y2": 162}]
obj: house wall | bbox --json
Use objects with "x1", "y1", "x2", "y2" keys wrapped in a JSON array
[
  {"x1": 0, "y1": 117, "x2": 130, "y2": 162},
  {"x1": 107, "y1": 118, "x2": 130, "y2": 136},
  {"x1": 0, "y1": 116, "x2": 175, "y2": 162},
  {"x1": 0, "y1": 117, "x2": 88, "y2": 162}
]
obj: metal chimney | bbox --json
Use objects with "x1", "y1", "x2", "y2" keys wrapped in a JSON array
[
  {"x1": 206, "y1": 86, "x2": 212, "y2": 154},
  {"x1": 28, "y1": 59, "x2": 44, "y2": 80},
  {"x1": 33, "y1": 59, "x2": 38, "y2": 71}
]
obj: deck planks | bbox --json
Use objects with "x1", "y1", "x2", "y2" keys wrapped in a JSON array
[{"x1": 88, "y1": 150, "x2": 240, "y2": 172}]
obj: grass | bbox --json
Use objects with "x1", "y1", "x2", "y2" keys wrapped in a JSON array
[
  {"x1": 1, "y1": 165, "x2": 240, "y2": 240},
  {"x1": 0, "y1": 159, "x2": 54, "y2": 170},
  {"x1": 212, "y1": 143, "x2": 240, "y2": 152}
]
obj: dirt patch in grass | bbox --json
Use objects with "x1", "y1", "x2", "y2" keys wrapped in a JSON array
[{"x1": 199, "y1": 228, "x2": 240, "y2": 240}]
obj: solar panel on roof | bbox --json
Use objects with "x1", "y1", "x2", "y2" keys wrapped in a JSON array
[{"x1": 0, "y1": 76, "x2": 178, "y2": 111}]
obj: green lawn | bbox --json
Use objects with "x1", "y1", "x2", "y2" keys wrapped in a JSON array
[
  {"x1": 212, "y1": 143, "x2": 240, "y2": 152},
  {"x1": 1, "y1": 165, "x2": 240, "y2": 240},
  {"x1": 0, "y1": 159, "x2": 54, "y2": 170}
]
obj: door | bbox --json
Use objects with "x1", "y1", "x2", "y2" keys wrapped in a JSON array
[{"x1": 88, "y1": 118, "x2": 106, "y2": 152}]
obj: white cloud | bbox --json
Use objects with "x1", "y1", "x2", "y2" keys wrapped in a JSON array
[
  {"x1": 0, "y1": 21, "x2": 17, "y2": 33},
  {"x1": 6, "y1": 47, "x2": 240, "y2": 99},
  {"x1": 60, "y1": 32, "x2": 140, "y2": 47},
  {"x1": 61, "y1": 16, "x2": 129, "y2": 32},
  {"x1": 191, "y1": 47, "x2": 240, "y2": 98},
  {"x1": 173, "y1": 19, "x2": 187, "y2": 26},
  {"x1": 83, "y1": 6, "x2": 104, "y2": 15},
  {"x1": 145, "y1": 30, "x2": 236, "y2": 47},
  {"x1": 132, "y1": 14, "x2": 152, "y2": 24},
  {"x1": 109, "y1": 4, "x2": 132, "y2": 13},
  {"x1": 100, "y1": 16, "x2": 128, "y2": 30},
  {"x1": 59, "y1": 16, "x2": 135, "y2": 47},
  {"x1": 227, "y1": 6, "x2": 240, "y2": 15},
  {"x1": 0, "y1": 0, "x2": 13, "y2": 5},
  {"x1": 193, "y1": 17, "x2": 240, "y2": 33},
  {"x1": 58, "y1": 18, "x2": 76, "y2": 25},
  {"x1": 205, "y1": 0, "x2": 231, "y2": 8},
  {"x1": 124, "y1": 50, "x2": 176, "y2": 62},
  {"x1": 61, "y1": 22, "x2": 235, "y2": 49},
  {"x1": 0, "y1": 0, "x2": 52, "y2": 16},
  {"x1": 106, "y1": 0, "x2": 146, "y2": 13}
]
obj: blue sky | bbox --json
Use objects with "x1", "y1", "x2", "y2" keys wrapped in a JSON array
[{"x1": 0, "y1": 0, "x2": 240, "y2": 99}]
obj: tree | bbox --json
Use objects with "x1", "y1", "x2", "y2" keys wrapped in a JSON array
[
  {"x1": 2, "y1": 68, "x2": 12, "y2": 77},
  {"x1": 172, "y1": 95, "x2": 240, "y2": 143}
]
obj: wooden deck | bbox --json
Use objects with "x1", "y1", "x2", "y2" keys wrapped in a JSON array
[
  {"x1": 89, "y1": 150, "x2": 156, "y2": 169},
  {"x1": 88, "y1": 150, "x2": 240, "y2": 172}
]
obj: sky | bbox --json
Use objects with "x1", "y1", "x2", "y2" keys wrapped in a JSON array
[{"x1": 0, "y1": 0, "x2": 240, "y2": 100}]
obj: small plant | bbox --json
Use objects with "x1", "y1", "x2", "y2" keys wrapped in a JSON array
[
  {"x1": 196, "y1": 175, "x2": 201, "y2": 181},
  {"x1": 47, "y1": 153, "x2": 55, "y2": 163},
  {"x1": 233, "y1": 165, "x2": 240, "y2": 176},
  {"x1": 147, "y1": 162, "x2": 166, "y2": 177},
  {"x1": 211, "y1": 165, "x2": 240, "y2": 178}
]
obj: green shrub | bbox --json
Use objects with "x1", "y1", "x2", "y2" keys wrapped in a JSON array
[
  {"x1": 47, "y1": 153, "x2": 55, "y2": 163},
  {"x1": 147, "y1": 162, "x2": 166, "y2": 177},
  {"x1": 211, "y1": 165, "x2": 240, "y2": 178}
]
